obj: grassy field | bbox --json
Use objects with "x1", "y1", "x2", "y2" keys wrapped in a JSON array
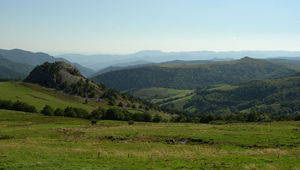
[
  {"x1": 128, "y1": 88, "x2": 192, "y2": 102},
  {"x1": 0, "y1": 81, "x2": 98, "y2": 112},
  {"x1": 129, "y1": 87, "x2": 194, "y2": 110},
  {"x1": 0, "y1": 81, "x2": 171, "y2": 119},
  {"x1": 0, "y1": 109, "x2": 299, "y2": 169}
]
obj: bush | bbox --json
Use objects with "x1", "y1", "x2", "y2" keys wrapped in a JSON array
[
  {"x1": 199, "y1": 114, "x2": 215, "y2": 123},
  {"x1": 132, "y1": 113, "x2": 144, "y2": 121},
  {"x1": 108, "y1": 100, "x2": 115, "y2": 106},
  {"x1": 91, "y1": 119, "x2": 98, "y2": 125},
  {"x1": 24, "y1": 104, "x2": 37, "y2": 113},
  {"x1": 128, "y1": 120, "x2": 134, "y2": 125},
  {"x1": 152, "y1": 114, "x2": 162, "y2": 122},
  {"x1": 141, "y1": 112, "x2": 152, "y2": 122},
  {"x1": 89, "y1": 107, "x2": 105, "y2": 120},
  {"x1": 54, "y1": 108, "x2": 64, "y2": 116},
  {"x1": 0, "y1": 100, "x2": 37, "y2": 113},
  {"x1": 295, "y1": 113, "x2": 300, "y2": 121},
  {"x1": 105, "y1": 108, "x2": 125, "y2": 120},
  {"x1": 0, "y1": 100, "x2": 13, "y2": 109},
  {"x1": 74, "y1": 108, "x2": 89, "y2": 118},
  {"x1": 118, "y1": 102, "x2": 123, "y2": 107},
  {"x1": 131, "y1": 104, "x2": 136, "y2": 109},
  {"x1": 41, "y1": 105, "x2": 54, "y2": 116},
  {"x1": 64, "y1": 107, "x2": 77, "y2": 117}
]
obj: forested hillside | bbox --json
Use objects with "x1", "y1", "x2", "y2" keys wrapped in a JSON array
[
  {"x1": 22, "y1": 62, "x2": 166, "y2": 117},
  {"x1": 179, "y1": 73, "x2": 300, "y2": 115},
  {"x1": 92, "y1": 57, "x2": 300, "y2": 90},
  {"x1": 0, "y1": 54, "x2": 34, "y2": 79}
]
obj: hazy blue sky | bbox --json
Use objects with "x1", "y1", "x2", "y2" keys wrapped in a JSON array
[{"x1": 1, "y1": 0, "x2": 300, "y2": 54}]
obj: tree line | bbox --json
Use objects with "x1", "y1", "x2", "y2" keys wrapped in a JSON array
[
  {"x1": 171, "y1": 111, "x2": 300, "y2": 123},
  {"x1": 1, "y1": 99, "x2": 300, "y2": 124},
  {"x1": 40, "y1": 105, "x2": 164, "y2": 123}
]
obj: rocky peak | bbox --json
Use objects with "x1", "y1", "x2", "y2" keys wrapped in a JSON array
[{"x1": 24, "y1": 62, "x2": 101, "y2": 98}]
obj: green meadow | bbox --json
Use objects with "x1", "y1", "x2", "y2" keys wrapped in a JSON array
[
  {"x1": 0, "y1": 81, "x2": 97, "y2": 112},
  {"x1": 0, "y1": 82, "x2": 169, "y2": 118},
  {"x1": 0, "y1": 109, "x2": 299, "y2": 169},
  {"x1": 129, "y1": 87, "x2": 194, "y2": 111}
]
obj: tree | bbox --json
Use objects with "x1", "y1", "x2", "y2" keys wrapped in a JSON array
[
  {"x1": 74, "y1": 108, "x2": 89, "y2": 118},
  {"x1": 108, "y1": 100, "x2": 115, "y2": 106},
  {"x1": 64, "y1": 107, "x2": 77, "y2": 117},
  {"x1": 141, "y1": 112, "x2": 152, "y2": 122},
  {"x1": 105, "y1": 108, "x2": 124, "y2": 120},
  {"x1": 118, "y1": 102, "x2": 123, "y2": 107},
  {"x1": 54, "y1": 108, "x2": 64, "y2": 116},
  {"x1": 91, "y1": 119, "x2": 98, "y2": 125},
  {"x1": 152, "y1": 114, "x2": 162, "y2": 122},
  {"x1": 0, "y1": 100, "x2": 13, "y2": 110},
  {"x1": 41, "y1": 105, "x2": 54, "y2": 116},
  {"x1": 131, "y1": 104, "x2": 136, "y2": 109},
  {"x1": 89, "y1": 107, "x2": 105, "y2": 120}
]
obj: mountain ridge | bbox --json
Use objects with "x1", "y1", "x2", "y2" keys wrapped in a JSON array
[
  {"x1": 92, "y1": 57, "x2": 300, "y2": 90},
  {"x1": 0, "y1": 49, "x2": 95, "y2": 77},
  {"x1": 57, "y1": 50, "x2": 300, "y2": 70}
]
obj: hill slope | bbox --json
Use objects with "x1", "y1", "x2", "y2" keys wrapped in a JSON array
[
  {"x1": 24, "y1": 62, "x2": 106, "y2": 98},
  {"x1": 22, "y1": 62, "x2": 167, "y2": 116},
  {"x1": 181, "y1": 73, "x2": 300, "y2": 115},
  {"x1": 0, "y1": 49, "x2": 95, "y2": 77},
  {"x1": 92, "y1": 57, "x2": 299, "y2": 90},
  {"x1": 0, "y1": 81, "x2": 97, "y2": 111},
  {"x1": 0, "y1": 54, "x2": 34, "y2": 79}
]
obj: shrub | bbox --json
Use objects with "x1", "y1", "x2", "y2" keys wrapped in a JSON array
[
  {"x1": 23, "y1": 103, "x2": 37, "y2": 113},
  {"x1": 132, "y1": 113, "x2": 144, "y2": 121},
  {"x1": 91, "y1": 119, "x2": 98, "y2": 125},
  {"x1": 74, "y1": 108, "x2": 89, "y2": 118},
  {"x1": 128, "y1": 120, "x2": 134, "y2": 125},
  {"x1": 141, "y1": 112, "x2": 152, "y2": 122},
  {"x1": 64, "y1": 107, "x2": 77, "y2": 117},
  {"x1": 41, "y1": 105, "x2": 54, "y2": 116},
  {"x1": 118, "y1": 102, "x2": 123, "y2": 107},
  {"x1": 54, "y1": 108, "x2": 64, "y2": 116},
  {"x1": 12, "y1": 101, "x2": 25, "y2": 111},
  {"x1": 294, "y1": 114, "x2": 300, "y2": 121},
  {"x1": 89, "y1": 107, "x2": 105, "y2": 120},
  {"x1": 122, "y1": 110, "x2": 132, "y2": 121},
  {"x1": 105, "y1": 108, "x2": 124, "y2": 120},
  {"x1": 152, "y1": 114, "x2": 162, "y2": 122},
  {"x1": 0, "y1": 100, "x2": 13, "y2": 110},
  {"x1": 0, "y1": 100, "x2": 37, "y2": 113},
  {"x1": 108, "y1": 100, "x2": 115, "y2": 106}
]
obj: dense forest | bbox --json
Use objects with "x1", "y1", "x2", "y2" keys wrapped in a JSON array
[
  {"x1": 175, "y1": 73, "x2": 300, "y2": 115},
  {"x1": 92, "y1": 57, "x2": 299, "y2": 90}
]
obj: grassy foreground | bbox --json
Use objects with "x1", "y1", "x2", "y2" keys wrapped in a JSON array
[{"x1": 0, "y1": 110, "x2": 299, "y2": 169}]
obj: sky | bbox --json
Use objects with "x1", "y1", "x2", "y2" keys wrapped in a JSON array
[{"x1": 0, "y1": 0, "x2": 300, "y2": 54}]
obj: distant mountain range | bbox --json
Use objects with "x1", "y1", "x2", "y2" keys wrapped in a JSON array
[
  {"x1": 0, "y1": 49, "x2": 95, "y2": 78},
  {"x1": 92, "y1": 57, "x2": 300, "y2": 90},
  {"x1": 0, "y1": 54, "x2": 34, "y2": 79},
  {"x1": 57, "y1": 50, "x2": 300, "y2": 70}
]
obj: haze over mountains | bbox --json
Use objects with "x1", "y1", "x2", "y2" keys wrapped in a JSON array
[
  {"x1": 0, "y1": 49, "x2": 95, "y2": 78},
  {"x1": 58, "y1": 50, "x2": 300, "y2": 70}
]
